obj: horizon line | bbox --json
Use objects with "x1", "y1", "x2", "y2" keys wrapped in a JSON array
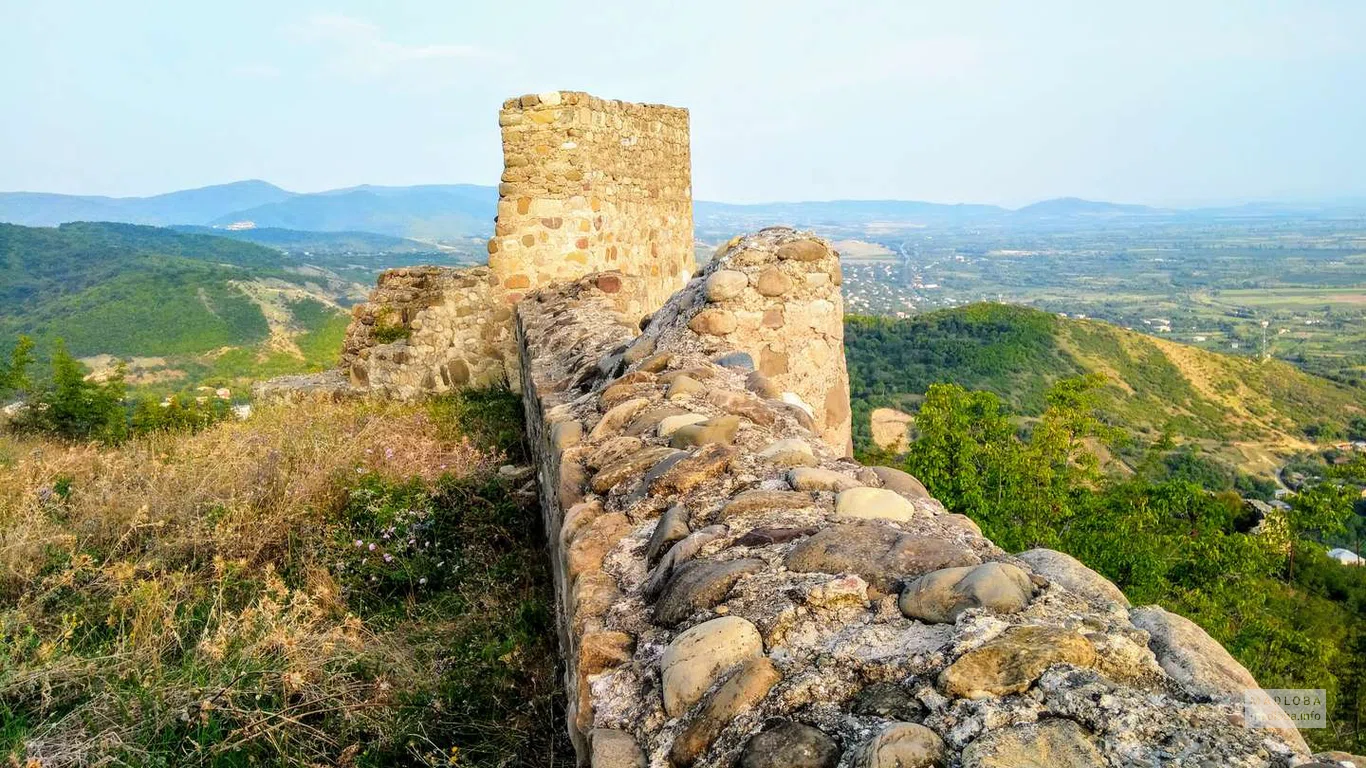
[{"x1": 4, "y1": 179, "x2": 1366, "y2": 213}]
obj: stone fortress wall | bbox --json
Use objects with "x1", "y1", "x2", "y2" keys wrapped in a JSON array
[
  {"x1": 259, "y1": 91, "x2": 1358, "y2": 767},
  {"x1": 517, "y1": 231, "x2": 1312, "y2": 768},
  {"x1": 687, "y1": 234, "x2": 852, "y2": 455},
  {"x1": 340, "y1": 266, "x2": 513, "y2": 393}
]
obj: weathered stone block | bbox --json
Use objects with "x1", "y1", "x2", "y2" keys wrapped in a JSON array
[
  {"x1": 670, "y1": 414, "x2": 742, "y2": 448},
  {"x1": 852, "y1": 722, "x2": 945, "y2": 768},
  {"x1": 898, "y1": 562, "x2": 1034, "y2": 624},
  {"x1": 662, "y1": 616, "x2": 763, "y2": 716},
  {"x1": 654, "y1": 558, "x2": 764, "y2": 626},
  {"x1": 786, "y1": 524, "x2": 980, "y2": 594},
  {"x1": 940, "y1": 625, "x2": 1097, "y2": 699},
  {"x1": 834, "y1": 487, "x2": 917, "y2": 522},
  {"x1": 741, "y1": 722, "x2": 839, "y2": 768},
  {"x1": 960, "y1": 720, "x2": 1104, "y2": 768},
  {"x1": 669, "y1": 657, "x2": 781, "y2": 766},
  {"x1": 1018, "y1": 548, "x2": 1129, "y2": 608}
]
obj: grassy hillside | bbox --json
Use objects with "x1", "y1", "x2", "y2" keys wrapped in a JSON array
[
  {"x1": 846, "y1": 303, "x2": 1366, "y2": 467},
  {"x1": 0, "y1": 222, "x2": 353, "y2": 392},
  {"x1": 0, "y1": 391, "x2": 568, "y2": 767}
]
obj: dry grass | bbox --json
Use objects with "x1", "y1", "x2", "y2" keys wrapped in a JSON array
[
  {"x1": 0, "y1": 394, "x2": 569, "y2": 767},
  {"x1": 1, "y1": 402, "x2": 490, "y2": 595}
]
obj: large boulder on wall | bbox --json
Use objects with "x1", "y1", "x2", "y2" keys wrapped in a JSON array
[{"x1": 1130, "y1": 605, "x2": 1311, "y2": 754}]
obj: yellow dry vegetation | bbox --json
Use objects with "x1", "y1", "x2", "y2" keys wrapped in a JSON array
[
  {"x1": 1054, "y1": 318, "x2": 1342, "y2": 477},
  {"x1": 0, "y1": 401, "x2": 505, "y2": 766}
]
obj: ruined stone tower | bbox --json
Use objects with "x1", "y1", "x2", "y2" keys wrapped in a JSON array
[
  {"x1": 488, "y1": 92, "x2": 694, "y2": 310},
  {"x1": 331, "y1": 92, "x2": 694, "y2": 399}
]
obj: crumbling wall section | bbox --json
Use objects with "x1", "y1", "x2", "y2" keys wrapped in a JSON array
[
  {"x1": 341, "y1": 266, "x2": 515, "y2": 397},
  {"x1": 517, "y1": 228, "x2": 1308, "y2": 767}
]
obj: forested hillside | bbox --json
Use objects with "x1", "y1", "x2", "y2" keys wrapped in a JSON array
[
  {"x1": 0, "y1": 222, "x2": 351, "y2": 391},
  {"x1": 846, "y1": 304, "x2": 1366, "y2": 472}
]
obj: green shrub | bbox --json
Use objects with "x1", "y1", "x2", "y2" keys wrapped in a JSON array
[
  {"x1": 371, "y1": 324, "x2": 412, "y2": 344},
  {"x1": 427, "y1": 387, "x2": 526, "y2": 462},
  {"x1": 129, "y1": 394, "x2": 233, "y2": 436},
  {"x1": 6, "y1": 337, "x2": 238, "y2": 443}
]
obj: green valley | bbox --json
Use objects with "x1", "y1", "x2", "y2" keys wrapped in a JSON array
[{"x1": 0, "y1": 222, "x2": 355, "y2": 394}]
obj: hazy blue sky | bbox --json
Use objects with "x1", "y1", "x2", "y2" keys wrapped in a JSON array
[{"x1": 2, "y1": 1, "x2": 1362, "y2": 206}]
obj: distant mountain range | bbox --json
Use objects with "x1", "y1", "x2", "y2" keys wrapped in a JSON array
[
  {"x1": 1010, "y1": 197, "x2": 1159, "y2": 217},
  {"x1": 169, "y1": 225, "x2": 437, "y2": 254},
  {"x1": 205, "y1": 184, "x2": 494, "y2": 241},
  {"x1": 0, "y1": 180, "x2": 295, "y2": 228},
  {"x1": 698, "y1": 196, "x2": 1366, "y2": 228},
  {"x1": 0, "y1": 181, "x2": 496, "y2": 241},
  {"x1": 3, "y1": 180, "x2": 1364, "y2": 241}
]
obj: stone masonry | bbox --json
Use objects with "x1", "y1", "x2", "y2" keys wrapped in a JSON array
[
  {"x1": 683, "y1": 233, "x2": 852, "y2": 454},
  {"x1": 340, "y1": 266, "x2": 512, "y2": 395},
  {"x1": 331, "y1": 91, "x2": 694, "y2": 398},
  {"x1": 489, "y1": 92, "x2": 694, "y2": 311},
  {"x1": 517, "y1": 228, "x2": 1314, "y2": 767}
]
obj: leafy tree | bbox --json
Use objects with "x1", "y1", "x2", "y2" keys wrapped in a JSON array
[
  {"x1": 902, "y1": 383, "x2": 1015, "y2": 533},
  {"x1": 903, "y1": 374, "x2": 1117, "y2": 550},
  {"x1": 1287, "y1": 483, "x2": 1356, "y2": 580},
  {"x1": 1306, "y1": 421, "x2": 1346, "y2": 443},
  {"x1": 1234, "y1": 472, "x2": 1278, "y2": 502},
  {"x1": 0, "y1": 336, "x2": 34, "y2": 396},
  {"x1": 15, "y1": 340, "x2": 128, "y2": 442},
  {"x1": 1349, "y1": 416, "x2": 1366, "y2": 442},
  {"x1": 3, "y1": 336, "x2": 240, "y2": 442},
  {"x1": 871, "y1": 359, "x2": 1366, "y2": 752},
  {"x1": 1328, "y1": 454, "x2": 1366, "y2": 485}
]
